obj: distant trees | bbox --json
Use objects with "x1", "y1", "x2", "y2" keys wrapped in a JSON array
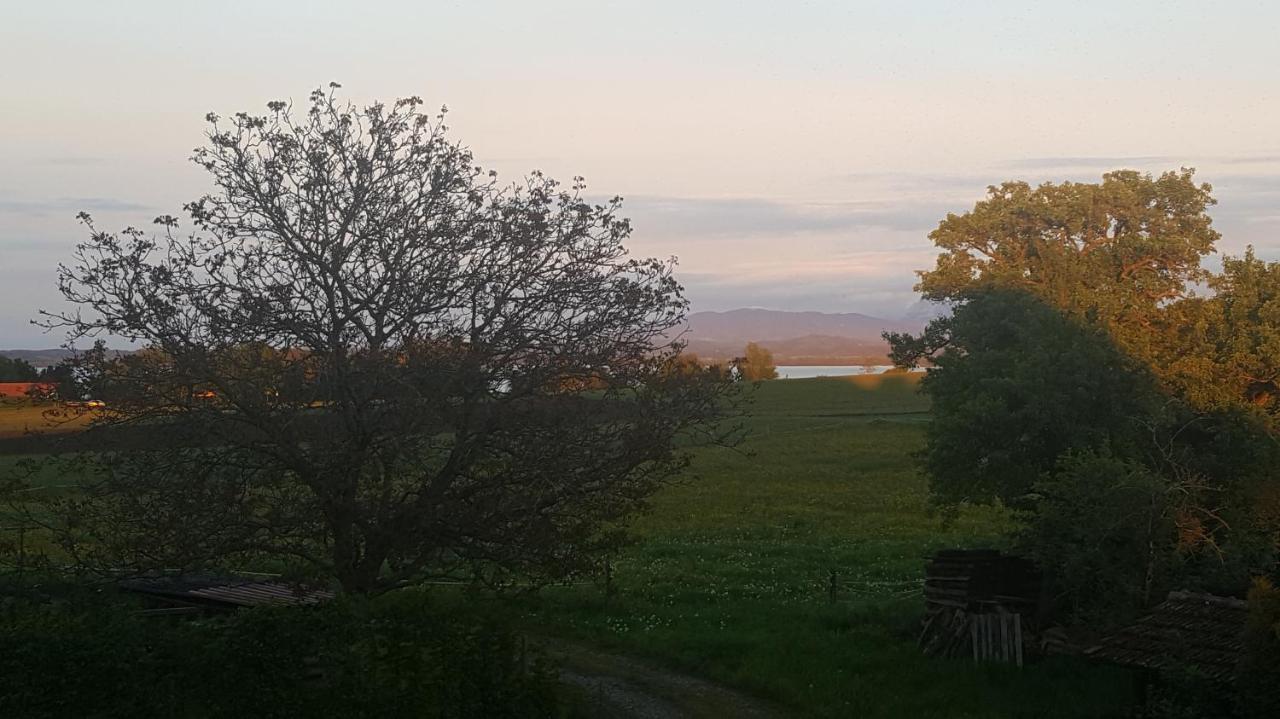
[
  {"x1": 0, "y1": 357, "x2": 38, "y2": 382},
  {"x1": 737, "y1": 342, "x2": 778, "y2": 381},
  {"x1": 890, "y1": 169, "x2": 1280, "y2": 623},
  {"x1": 37, "y1": 358, "x2": 86, "y2": 400},
  {"x1": 23, "y1": 85, "x2": 737, "y2": 594}
]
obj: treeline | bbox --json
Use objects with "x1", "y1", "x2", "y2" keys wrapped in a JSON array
[
  {"x1": 674, "y1": 342, "x2": 778, "y2": 381},
  {"x1": 0, "y1": 355, "x2": 84, "y2": 400},
  {"x1": 0, "y1": 356, "x2": 39, "y2": 382}
]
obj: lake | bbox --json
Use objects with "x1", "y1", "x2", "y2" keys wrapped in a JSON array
[{"x1": 775, "y1": 365, "x2": 897, "y2": 379}]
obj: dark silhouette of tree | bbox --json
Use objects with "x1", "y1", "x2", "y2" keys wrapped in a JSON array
[
  {"x1": 904, "y1": 290, "x2": 1160, "y2": 511},
  {"x1": 38, "y1": 358, "x2": 86, "y2": 400},
  {"x1": 28, "y1": 85, "x2": 738, "y2": 594},
  {"x1": 0, "y1": 356, "x2": 39, "y2": 382}
]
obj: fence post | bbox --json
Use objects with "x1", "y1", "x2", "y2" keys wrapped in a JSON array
[
  {"x1": 16, "y1": 523, "x2": 25, "y2": 583},
  {"x1": 603, "y1": 557, "x2": 614, "y2": 605}
]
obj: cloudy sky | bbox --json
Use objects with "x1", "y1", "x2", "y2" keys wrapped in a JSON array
[{"x1": 2, "y1": 1, "x2": 1278, "y2": 347}]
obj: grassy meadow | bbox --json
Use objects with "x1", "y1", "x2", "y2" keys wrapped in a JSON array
[
  {"x1": 0, "y1": 376, "x2": 1137, "y2": 717},
  {"x1": 0, "y1": 401, "x2": 96, "y2": 440},
  {"x1": 518, "y1": 373, "x2": 1136, "y2": 718}
]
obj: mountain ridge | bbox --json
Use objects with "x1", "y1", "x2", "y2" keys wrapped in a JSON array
[
  {"x1": 680, "y1": 308, "x2": 929, "y2": 364},
  {"x1": 3, "y1": 309, "x2": 939, "y2": 366}
]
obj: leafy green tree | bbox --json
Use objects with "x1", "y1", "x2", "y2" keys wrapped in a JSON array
[
  {"x1": 916, "y1": 169, "x2": 1218, "y2": 343},
  {"x1": 1161, "y1": 249, "x2": 1280, "y2": 424},
  {"x1": 737, "y1": 342, "x2": 778, "y2": 381},
  {"x1": 890, "y1": 168, "x2": 1280, "y2": 625},
  {"x1": 907, "y1": 290, "x2": 1159, "y2": 511}
]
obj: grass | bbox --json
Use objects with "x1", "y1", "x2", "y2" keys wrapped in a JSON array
[
  {"x1": 746, "y1": 370, "x2": 931, "y2": 419},
  {"x1": 0, "y1": 401, "x2": 96, "y2": 439},
  {"x1": 0, "y1": 402, "x2": 104, "y2": 559},
  {"x1": 0, "y1": 376, "x2": 1137, "y2": 716},
  {"x1": 516, "y1": 375, "x2": 1136, "y2": 718}
]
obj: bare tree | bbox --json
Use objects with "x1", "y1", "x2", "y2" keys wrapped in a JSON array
[{"x1": 28, "y1": 85, "x2": 737, "y2": 594}]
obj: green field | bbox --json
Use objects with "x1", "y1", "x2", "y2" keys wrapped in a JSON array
[
  {"x1": 519, "y1": 374, "x2": 1135, "y2": 718},
  {"x1": 1, "y1": 375, "x2": 1136, "y2": 716}
]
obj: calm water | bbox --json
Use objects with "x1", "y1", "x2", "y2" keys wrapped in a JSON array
[{"x1": 775, "y1": 365, "x2": 896, "y2": 379}]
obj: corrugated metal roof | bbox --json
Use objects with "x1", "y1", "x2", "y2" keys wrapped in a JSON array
[
  {"x1": 1085, "y1": 591, "x2": 1247, "y2": 682},
  {"x1": 121, "y1": 575, "x2": 334, "y2": 608}
]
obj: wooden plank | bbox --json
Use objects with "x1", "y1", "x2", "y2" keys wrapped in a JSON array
[
  {"x1": 1014, "y1": 613, "x2": 1024, "y2": 668},
  {"x1": 1000, "y1": 611, "x2": 1009, "y2": 662},
  {"x1": 134, "y1": 606, "x2": 202, "y2": 617},
  {"x1": 917, "y1": 609, "x2": 938, "y2": 645},
  {"x1": 990, "y1": 616, "x2": 997, "y2": 660}
]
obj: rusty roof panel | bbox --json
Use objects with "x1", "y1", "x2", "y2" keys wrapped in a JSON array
[{"x1": 1085, "y1": 591, "x2": 1247, "y2": 682}]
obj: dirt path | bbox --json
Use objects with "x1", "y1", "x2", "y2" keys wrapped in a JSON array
[{"x1": 551, "y1": 642, "x2": 786, "y2": 719}]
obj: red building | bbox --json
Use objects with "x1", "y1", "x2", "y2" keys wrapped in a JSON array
[{"x1": 0, "y1": 382, "x2": 57, "y2": 399}]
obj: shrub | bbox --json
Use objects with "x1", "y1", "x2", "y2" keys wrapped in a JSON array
[
  {"x1": 1019, "y1": 452, "x2": 1174, "y2": 625},
  {"x1": 1237, "y1": 578, "x2": 1280, "y2": 718},
  {"x1": 0, "y1": 591, "x2": 561, "y2": 718},
  {"x1": 1141, "y1": 664, "x2": 1235, "y2": 719}
]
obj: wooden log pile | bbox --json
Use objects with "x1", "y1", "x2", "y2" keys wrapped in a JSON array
[{"x1": 919, "y1": 549, "x2": 1040, "y2": 666}]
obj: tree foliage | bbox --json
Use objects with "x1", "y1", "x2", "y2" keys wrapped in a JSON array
[
  {"x1": 916, "y1": 169, "x2": 1217, "y2": 338},
  {"x1": 737, "y1": 342, "x2": 778, "y2": 381},
  {"x1": 890, "y1": 168, "x2": 1280, "y2": 623},
  {"x1": 1020, "y1": 452, "x2": 1174, "y2": 624},
  {"x1": 0, "y1": 356, "x2": 39, "y2": 383},
  {"x1": 23, "y1": 85, "x2": 738, "y2": 594},
  {"x1": 36, "y1": 358, "x2": 86, "y2": 400},
  {"x1": 912, "y1": 290, "x2": 1159, "y2": 511},
  {"x1": 1161, "y1": 249, "x2": 1280, "y2": 425}
]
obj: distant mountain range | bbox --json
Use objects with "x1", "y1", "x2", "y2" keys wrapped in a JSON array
[
  {"x1": 2, "y1": 306, "x2": 947, "y2": 367},
  {"x1": 680, "y1": 307, "x2": 937, "y2": 365},
  {"x1": 0, "y1": 348, "x2": 80, "y2": 368}
]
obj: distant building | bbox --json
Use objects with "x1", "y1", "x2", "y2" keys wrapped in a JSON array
[{"x1": 0, "y1": 382, "x2": 56, "y2": 399}]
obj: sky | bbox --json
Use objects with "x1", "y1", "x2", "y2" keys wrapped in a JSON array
[{"x1": 2, "y1": 1, "x2": 1279, "y2": 347}]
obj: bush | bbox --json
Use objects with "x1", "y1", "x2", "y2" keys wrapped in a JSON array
[
  {"x1": 0, "y1": 590, "x2": 562, "y2": 718},
  {"x1": 1237, "y1": 578, "x2": 1280, "y2": 718},
  {"x1": 1141, "y1": 664, "x2": 1235, "y2": 719},
  {"x1": 1019, "y1": 452, "x2": 1174, "y2": 625}
]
